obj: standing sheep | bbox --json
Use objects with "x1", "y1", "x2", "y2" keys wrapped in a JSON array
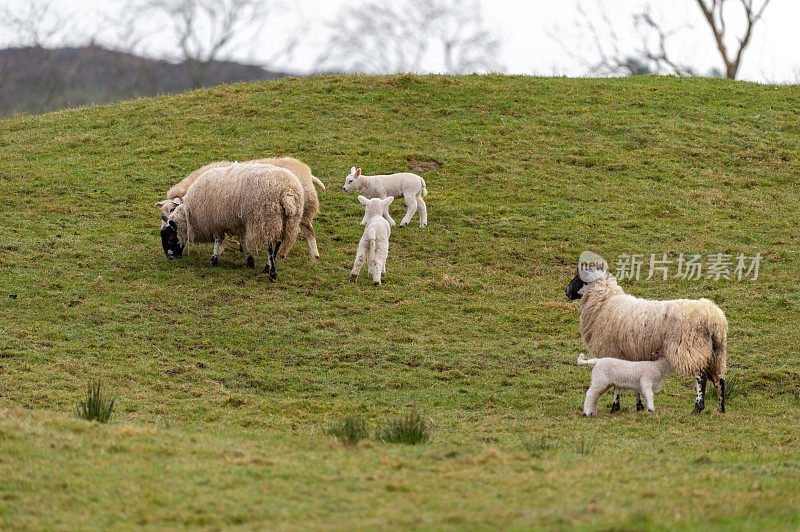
[
  {"x1": 160, "y1": 163, "x2": 304, "y2": 280},
  {"x1": 350, "y1": 196, "x2": 394, "y2": 286},
  {"x1": 565, "y1": 268, "x2": 728, "y2": 414},
  {"x1": 342, "y1": 167, "x2": 428, "y2": 228},
  {"x1": 155, "y1": 157, "x2": 325, "y2": 261}
]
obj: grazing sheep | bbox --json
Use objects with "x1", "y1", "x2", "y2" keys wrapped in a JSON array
[
  {"x1": 578, "y1": 353, "x2": 672, "y2": 416},
  {"x1": 160, "y1": 163, "x2": 304, "y2": 280},
  {"x1": 566, "y1": 269, "x2": 727, "y2": 414},
  {"x1": 350, "y1": 196, "x2": 394, "y2": 285},
  {"x1": 342, "y1": 167, "x2": 428, "y2": 228},
  {"x1": 155, "y1": 157, "x2": 325, "y2": 261}
]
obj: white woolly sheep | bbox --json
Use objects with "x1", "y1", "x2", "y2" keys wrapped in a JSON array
[
  {"x1": 155, "y1": 157, "x2": 325, "y2": 261},
  {"x1": 566, "y1": 269, "x2": 728, "y2": 414},
  {"x1": 350, "y1": 196, "x2": 394, "y2": 285},
  {"x1": 342, "y1": 167, "x2": 428, "y2": 228},
  {"x1": 160, "y1": 163, "x2": 304, "y2": 280},
  {"x1": 577, "y1": 353, "x2": 672, "y2": 416}
]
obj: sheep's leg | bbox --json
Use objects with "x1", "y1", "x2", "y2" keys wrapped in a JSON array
[
  {"x1": 350, "y1": 240, "x2": 368, "y2": 282},
  {"x1": 269, "y1": 241, "x2": 280, "y2": 280},
  {"x1": 399, "y1": 192, "x2": 418, "y2": 227},
  {"x1": 241, "y1": 241, "x2": 254, "y2": 269},
  {"x1": 635, "y1": 392, "x2": 645, "y2": 411},
  {"x1": 209, "y1": 238, "x2": 221, "y2": 267},
  {"x1": 610, "y1": 388, "x2": 621, "y2": 413},
  {"x1": 262, "y1": 243, "x2": 278, "y2": 281},
  {"x1": 691, "y1": 373, "x2": 707, "y2": 414},
  {"x1": 301, "y1": 222, "x2": 319, "y2": 262},
  {"x1": 417, "y1": 196, "x2": 428, "y2": 227},
  {"x1": 710, "y1": 376, "x2": 726, "y2": 413}
]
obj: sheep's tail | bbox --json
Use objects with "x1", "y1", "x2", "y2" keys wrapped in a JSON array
[
  {"x1": 280, "y1": 192, "x2": 300, "y2": 218},
  {"x1": 420, "y1": 177, "x2": 428, "y2": 196},
  {"x1": 311, "y1": 175, "x2": 326, "y2": 191},
  {"x1": 709, "y1": 306, "x2": 728, "y2": 379},
  {"x1": 577, "y1": 353, "x2": 598, "y2": 366}
]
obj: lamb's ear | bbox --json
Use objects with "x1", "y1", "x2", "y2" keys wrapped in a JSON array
[
  {"x1": 381, "y1": 196, "x2": 394, "y2": 207},
  {"x1": 172, "y1": 197, "x2": 183, "y2": 205},
  {"x1": 350, "y1": 166, "x2": 356, "y2": 174},
  {"x1": 357, "y1": 195, "x2": 369, "y2": 205},
  {"x1": 355, "y1": 168, "x2": 361, "y2": 177}
]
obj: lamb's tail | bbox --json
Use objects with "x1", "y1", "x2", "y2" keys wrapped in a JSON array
[
  {"x1": 577, "y1": 353, "x2": 599, "y2": 366},
  {"x1": 367, "y1": 236, "x2": 377, "y2": 274},
  {"x1": 420, "y1": 177, "x2": 428, "y2": 197},
  {"x1": 311, "y1": 175, "x2": 326, "y2": 191}
]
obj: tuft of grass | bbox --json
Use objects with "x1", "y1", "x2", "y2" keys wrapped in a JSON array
[
  {"x1": 709, "y1": 376, "x2": 740, "y2": 402},
  {"x1": 375, "y1": 412, "x2": 430, "y2": 445},
  {"x1": 75, "y1": 382, "x2": 115, "y2": 423},
  {"x1": 520, "y1": 434, "x2": 556, "y2": 456},
  {"x1": 327, "y1": 414, "x2": 368, "y2": 446}
]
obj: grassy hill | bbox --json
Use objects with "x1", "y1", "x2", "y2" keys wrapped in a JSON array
[{"x1": 1, "y1": 75, "x2": 799, "y2": 529}]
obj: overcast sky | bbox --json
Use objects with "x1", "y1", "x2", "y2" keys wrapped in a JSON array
[{"x1": 2, "y1": 0, "x2": 798, "y2": 83}]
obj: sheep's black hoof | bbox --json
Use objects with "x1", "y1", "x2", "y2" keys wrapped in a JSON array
[
  {"x1": 374, "y1": 281, "x2": 381, "y2": 286},
  {"x1": 691, "y1": 404, "x2": 704, "y2": 415},
  {"x1": 268, "y1": 269, "x2": 277, "y2": 282},
  {"x1": 209, "y1": 256, "x2": 218, "y2": 267},
  {"x1": 349, "y1": 275, "x2": 357, "y2": 283},
  {"x1": 246, "y1": 256, "x2": 255, "y2": 269},
  {"x1": 636, "y1": 400, "x2": 645, "y2": 411},
  {"x1": 610, "y1": 401, "x2": 620, "y2": 413}
]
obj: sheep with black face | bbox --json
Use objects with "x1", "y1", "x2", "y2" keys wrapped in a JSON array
[
  {"x1": 160, "y1": 162, "x2": 304, "y2": 280},
  {"x1": 566, "y1": 267, "x2": 728, "y2": 415}
]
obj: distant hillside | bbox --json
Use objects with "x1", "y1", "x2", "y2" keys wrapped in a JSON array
[{"x1": 0, "y1": 45, "x2": 291, "y2": 116}]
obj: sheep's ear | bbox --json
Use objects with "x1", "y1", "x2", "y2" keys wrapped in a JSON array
[
  {"x1": 580, "y1": 269, "x2": 607, "y2": 283},
  {"x1": 381, "y1": 196, "x2": 394, "y2": 207},
  {"x1": 161, "y1": 213, "x2": 169, "y2": 223},
  {"x1": 355, "y1": 168, "x2": 361, "y2": 177},
  {"x1": 172, "y1": 197, "x2": 183, "y2": 205},
  {"x1": 155, "y1": 200, "x2": 167, "y2": 208},
  {"x1": 357, "y1": 195, "x2": 369, "y2": 205}
]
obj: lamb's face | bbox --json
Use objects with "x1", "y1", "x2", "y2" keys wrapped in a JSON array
[
  {"x1": 343, "y1": 167, "x2": 361, "y2": 193},
  {"x1": 160, "y1": 208, "x2": 186, "y2": 260},
  {"x1": 566, "y1": 274, "x2": 586, "y2": 300}
]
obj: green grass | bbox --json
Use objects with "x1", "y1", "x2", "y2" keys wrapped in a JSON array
[
  {"x1": 375, "y1": 411, "x2": 431, "y2": 445},
  {"x1": 75, "y1": 381, "x2": 115, "y2": 423},
  {"x1": 327, "y1": 414, "x2": 369, "y2": 446},
  {"x1": 0, "y1": 74, "x2": 799, "y2": 529}
]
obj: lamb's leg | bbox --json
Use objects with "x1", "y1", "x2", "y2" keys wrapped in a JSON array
[
  {"x1": 710, "y1": 375, "x2": 726, "y2": 413},
  {"x1": 583, "y1": 382, "x2": 611, "y2": 417},
  {"x1": 241, "y1": 241, "x2": 254, "y2": 269},
  {"x1": 641, "y1": 385, "x2": 655, "y2": 412},
  {"x1": 381, "y1": 202, "x2": 396, "y2": 227},
  {"x1": 399, "y1": 192, "x2": 418, "y2": 227},
  {"x1": 209, "y1": 238, "x2": 220, "y2": 266},
  {"x1": 610, "y1": 388, "x2": 621, "y2": 413},
  {"x1": 691, "y1": 372, "x2": 707, "y2": 414},
  {"x1": 301, "y1": 221, "x2": 319, "y2": 262},
  {"x1": 417, "y1": 196, "x2": 428, "y2": 227},
  {"x1": 372, "y1": 240, "x2": 389, "y2": 286},
  {"x1": 635, "y1": 392, "x2": 645, "y2": 411},
  {"x1": 350, "y1": 240, "x2": 368, "y2": 282}
]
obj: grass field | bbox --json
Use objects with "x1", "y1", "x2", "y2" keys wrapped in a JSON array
[{"x1": 1, "y1": 74, "x2": 799, "y2": 530}]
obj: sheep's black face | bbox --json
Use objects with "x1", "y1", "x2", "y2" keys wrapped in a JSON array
[
  {"x1": 566, "y1": 274, "x2": 585, "y2": 300},
  {"x1": 160, "y1": 220, "x2": 184, "y2": 259}
]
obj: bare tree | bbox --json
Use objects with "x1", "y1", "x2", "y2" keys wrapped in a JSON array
[
  {"x1": 316, "y1": 0, "x2": 501, "y2": 74},
  {"x1": 695, "y1": 0, "x2": 772, "y2": 79},
  {"x1": 561, "y1": 0, "x2": 772, "y2": 80},
  {"x1": 137, "y1": 0, "x2": 269, "y2": 88}
]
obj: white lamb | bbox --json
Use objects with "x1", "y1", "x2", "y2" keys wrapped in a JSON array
[
  {"x1": 342, "y1": 167, "x2": 428, "y2": 227},
  {"x1": 577, "y1": 353, "x2": 672, "y2": 416},
  {"x1": 350, "y1": 196, "x2": 394, "y2": 286}
]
